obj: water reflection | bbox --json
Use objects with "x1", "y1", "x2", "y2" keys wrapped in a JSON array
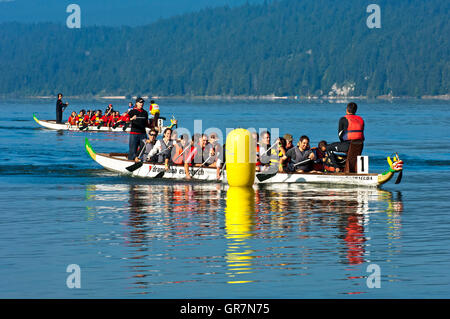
[
  {"x1": 225, "y1": 187, "x2": 256, "y2": 284},
  {"x1": 85, "y1": 182, "x2": 403, "y2": 295}
]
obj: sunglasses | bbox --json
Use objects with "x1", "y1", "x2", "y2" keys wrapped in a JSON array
[{"x1": 150, "y1": 133, "x2": 157, "y2": 136}]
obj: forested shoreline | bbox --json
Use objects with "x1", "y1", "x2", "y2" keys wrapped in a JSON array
[{"x1": 1, "y1": 0, "x2": 448, "y2": 98}]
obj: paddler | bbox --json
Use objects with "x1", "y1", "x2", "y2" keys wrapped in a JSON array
[
  {"x1": 310, "y1": 140, "x2": 327, "y2": 172},
  {"x1": 171, "y1": 133, "x2": 186, "y2": 165},
  {"x1": 127, "y1": 97, "x2": 151, "y2": 160},
  {"x1": 77, "y1": 110, "x2": 87, "y2": 129},
  {"x1": 138, "y1": 128, "x2": 159, "y2": 163},
  {"x1": 104, "y1": 104, "x2": 114, "y2": 117},
  {"x1": 259, "y1": 131, "x2": 279, "y2": 173},
  {"x1": 278, "y1": 134, "x2": 294, "y2": 172},
  {"x1": 112, "y1": 111, "x2": 130, "y2": 129},
  {"x1": 285, "y1": 135, "x2": 316, "y2": 173},
  {"x1": 207, "y1": 132, "x2": 223, "y2": 179},
  {"x1": 184, "y1": 134, "x2": 215, "y2": 179},
  {"x1": 147, "y1": 127, "x2": 174, "y2": 170},
  {"x1": 67, "y1": 111, "x2": 78, "y2": 126},
  {"x1": 56, "y1": 93, "x2": 69, "y2": 124}
]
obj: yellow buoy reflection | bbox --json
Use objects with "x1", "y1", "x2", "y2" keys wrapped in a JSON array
[{"x1": 225, "y1": 186, "x2": 255, "y2": 284}]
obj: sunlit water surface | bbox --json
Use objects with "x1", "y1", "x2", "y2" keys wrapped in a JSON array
[{"x1": 0, "y1": 99, "x2": 449, "y2": 298}]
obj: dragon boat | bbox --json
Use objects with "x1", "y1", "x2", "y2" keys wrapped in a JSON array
[
  {"x1": 33, "y1": 113, "x2": 170, "y2": 133},
  {"x1": 85, "y1": 138, "x2": 404, "y2": 187}
]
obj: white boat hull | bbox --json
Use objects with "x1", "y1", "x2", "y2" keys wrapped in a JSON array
[
  {"x1": 33, "y1": 114, "x2": 166, "y2": 133},
  {"x1": 85, "y1": 139, "x2": 391, "y2": 187}
]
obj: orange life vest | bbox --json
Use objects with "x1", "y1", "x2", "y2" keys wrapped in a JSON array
[
  {"x1": 255, "y1": 144, "x2": 261, "y2": 166},
  {"x1": 343, "y1": 115, "x2": 365, "y2": 141},
  {"x1": 68, "y1": 116, "x2": 77, "y2": 125},
  {"x1": 172, "y1": 143, "x2": 184, "y2": 165}
]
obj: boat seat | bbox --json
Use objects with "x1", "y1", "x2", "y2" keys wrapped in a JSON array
[{"x1": 344, "y1": 140, "x2": 364, "y2": 173}]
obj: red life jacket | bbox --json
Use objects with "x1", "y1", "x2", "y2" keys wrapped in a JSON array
[
  {"x1": 172, "y1": 143, "x2": 184, "y2": 165},
  {"x1": 185, "y1": 145, "x2": 197, "y2": 166},
  {"x1": 68, "y1": 116, "x2": 77, "y2": 125},
  {"x1": 119, "y1": 114, "x2": 130, "y2": 122},
  {"x1": 255, "y1": 144, "x2": 261, "y2": 166},
  {"x1": 344, "y1": 115, "x2": 365, "y2": 141},
  {"x1": 91, "y1": 115, "x2": 98, "y2": 123}
]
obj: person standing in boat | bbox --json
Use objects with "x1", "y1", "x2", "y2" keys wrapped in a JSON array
[
  {"x1": 326, "y1": 102, "x2": 365, "y2": 171},
  {"x1": 56, "y1": 93, "x2": 68, "y2": 124},
  {"x1": 128, "y1": 97, "x2": 150, "y2": 160}
]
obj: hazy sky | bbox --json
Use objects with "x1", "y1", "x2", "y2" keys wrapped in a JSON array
[{"x1": 0, "y1": 0, "x2": 264, "y2": 26}]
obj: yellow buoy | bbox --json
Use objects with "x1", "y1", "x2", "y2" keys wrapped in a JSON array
[{"x1": 225, "y1": 129, "x2": 256, "y2": 187}]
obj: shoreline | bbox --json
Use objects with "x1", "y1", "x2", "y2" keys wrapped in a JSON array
[{"x1": 1, "y1": 94, "x2": 449, "y2": 102}]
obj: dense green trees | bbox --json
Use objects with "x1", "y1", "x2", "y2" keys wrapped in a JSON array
[{"x1": 0, "y1": 0, "x2": 448, "y2": 97}]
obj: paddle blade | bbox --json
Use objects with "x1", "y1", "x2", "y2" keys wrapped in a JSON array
[
  {"x1": 126, "y1": 161, "x2": 143, "y2": 172},
  {"x1": 395, "y1": 170, "x2": 403, "y2": 184},
  {"x1": 154, "y1": 171, "x2": 165, "y2": 178},
  {"x1": 256, "y1": 172, "x2": 277, "y2": 182}
]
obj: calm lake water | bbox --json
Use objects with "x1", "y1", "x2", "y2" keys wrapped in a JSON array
[{"x1": 0, "y1": 99, "x2": 449, "y2": 298}]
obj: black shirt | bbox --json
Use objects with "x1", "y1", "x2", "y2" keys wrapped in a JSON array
[
  {"x1": 338, "y1": 116, "x2": 348, "y2": 142},
  {"x1": 128, "y1": 108, "x2": 149, "y2": 134},
  {"x1": 56, "y1": 99, "x2": 67, "y2": 111}
]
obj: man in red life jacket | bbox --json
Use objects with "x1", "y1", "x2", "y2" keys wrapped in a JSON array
[
  {"x1": 326, "y1": 102, "x2": 365, "y2": 171},
  {"x1": 184, "y1": 134, "x2": 214, "y2": 179}
]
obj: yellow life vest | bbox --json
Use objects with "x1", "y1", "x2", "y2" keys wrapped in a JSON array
[{"x1": 150, "y1": 103, "x2": 160, "y2": 116}]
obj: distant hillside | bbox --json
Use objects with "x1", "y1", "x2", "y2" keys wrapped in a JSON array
[
  {"x1": 0, "y1": 0, "x2": 448, "y2": 98},
  {"x1": 0, "y1": 0, "x2": 263, "y2": 26}
]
